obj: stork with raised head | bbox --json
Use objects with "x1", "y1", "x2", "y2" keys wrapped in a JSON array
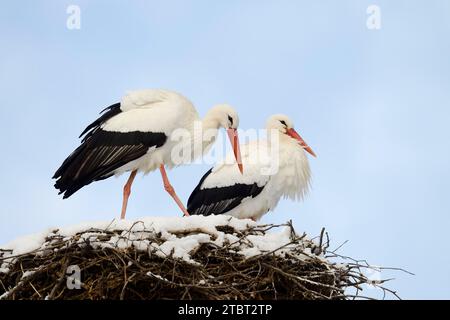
[
  {"x1": 187, "y1": 114, "x2": 316, "y2": 221},
  {"x1": 53, "y1": 89, "x2": 243, "y2": 219}
]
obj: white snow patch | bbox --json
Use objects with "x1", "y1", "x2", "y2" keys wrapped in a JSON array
[
  {"x1": 0, "y1": 267, "x2": 10, "y2": 274},
  {"x1": 146, "y1": 271, "x2": 169, "y2": 282},
  {"x1": 156, "y1": 233, "x2": 211, "y2": 264},
  {"x1": 1, "y1": 228, "x2": 54, "y2": 257},
  {"x1": 21, "y1": 270, "x2": 36, "y2": 279}
]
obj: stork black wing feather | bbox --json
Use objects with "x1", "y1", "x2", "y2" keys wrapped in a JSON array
[
  {"x1": 79, "y1": 103, "x2": 122, "y2": 142},
  {"x1": 187, "y1": 169, "x2": 266, "y2": 216},
  {"x1": 53, "y1": 129, "x2": 167, "y2": 199}
]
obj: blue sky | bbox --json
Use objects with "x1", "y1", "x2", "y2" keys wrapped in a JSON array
[{"x1": 1, "y1": 0, "x2": 449, "y2": 299}]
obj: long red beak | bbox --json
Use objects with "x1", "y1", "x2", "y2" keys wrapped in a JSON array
[
  {"x1": 226, "y1": 128, "x2": 244, "y2": 174},
  {"x1": 286, "y1": 128, "x2": 317, "y2": 157}
]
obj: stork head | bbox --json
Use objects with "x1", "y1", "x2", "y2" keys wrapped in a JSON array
[
  {"x1": 266, "y1": 114, "x2": 316, "y2": 157},
  {"x1": 206, "y1": 104, "x2": 243, "y2": 173},
  {"x1": 207, "y1": 104, "x2": 240, "y2": 129}
]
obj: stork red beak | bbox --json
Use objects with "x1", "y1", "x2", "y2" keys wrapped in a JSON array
[
  {"x1": 286, "y1": 128, "x2": 317, "y2": 157},
  {"x1": 226, "y1": 128, "x2": 244, "y2": 174}
]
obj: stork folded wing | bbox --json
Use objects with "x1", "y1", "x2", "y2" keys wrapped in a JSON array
[
  {"x1": 53, "y1": 129, "x2": 167, "y2": 199},
  {"x1": 187, "y1": 169, "x2": 266, "y2": 216}
]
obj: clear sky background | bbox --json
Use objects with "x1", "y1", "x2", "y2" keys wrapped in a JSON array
[{"x1": 1, "y1": 0, "x2": 449, "y2": 299}]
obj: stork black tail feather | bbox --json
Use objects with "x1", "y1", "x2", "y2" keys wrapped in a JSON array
[{"x1": 53, "y1": 143, "x2": 91, "y2": 199}]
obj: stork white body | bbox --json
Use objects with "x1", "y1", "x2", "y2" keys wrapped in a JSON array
[{"x1": 187, "y1": 115, "x2": 315, "y2": 221}]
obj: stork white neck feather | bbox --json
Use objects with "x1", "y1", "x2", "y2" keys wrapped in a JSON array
[{"x1": 189, "y1": 104, "x2": 241, "y2": 159}]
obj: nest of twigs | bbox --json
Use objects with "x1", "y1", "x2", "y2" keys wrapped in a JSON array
[{"x1": 0, "y1": 218, "x2": 401, "y2": 300}]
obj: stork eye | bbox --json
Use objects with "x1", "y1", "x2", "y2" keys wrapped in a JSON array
[
  {"x1": 279, "y1": 120, "x2": 287, "y2": 127},
  {"x1": 228, "y1": 115, "x2": 234, "y2": 125}
]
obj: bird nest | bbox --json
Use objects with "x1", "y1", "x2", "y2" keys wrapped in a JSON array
[{"x1": 0, "y1": 217, "x2": 401, "y2": 300}]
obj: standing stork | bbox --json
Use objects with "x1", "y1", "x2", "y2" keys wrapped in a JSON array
[
  {"x1": 187, "y1": 114, "x2": 316, "y2": 221},
  {"x1": 53, "y1": 89, "x2": 243, "y2": 219}
]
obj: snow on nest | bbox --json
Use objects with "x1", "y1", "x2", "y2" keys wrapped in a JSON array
[{"x1": 0, "y1": 215, "x2": 317, "y2": 272}]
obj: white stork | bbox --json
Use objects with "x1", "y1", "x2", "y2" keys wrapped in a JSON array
[
  {"x1": 187, "y1": 114, "x2": 316, "y2": 221},
  {"x1": 53, "y1": 89, "x2": 243, "y2": 219}
]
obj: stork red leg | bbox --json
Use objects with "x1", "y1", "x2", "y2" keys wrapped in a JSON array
[
  {"x1": 120, "y1": 170, "x2": 137, "y2": 219},
  {"x1": 159, "y1": 165, "x2": 190, "y2": 217}
]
